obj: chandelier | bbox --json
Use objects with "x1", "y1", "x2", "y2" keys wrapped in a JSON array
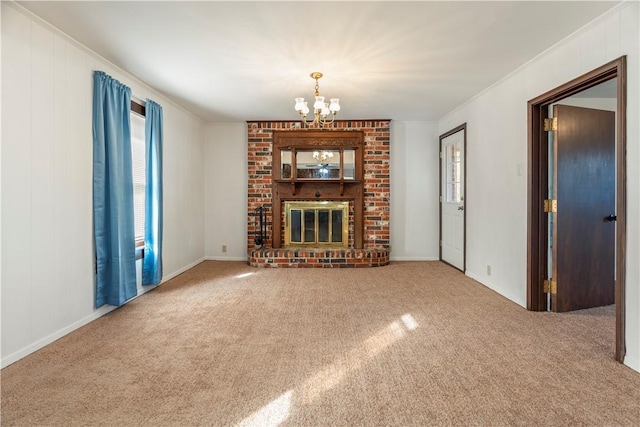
[
  {"x1": 294, "y1": 72, "x2": 340, "y2": 128},
  {"x1": 313, "y1": 150, "x2": 334, "y2": 164},
  {"x1": 313, "y1": 150, "x2": 334, "y2": 176}
]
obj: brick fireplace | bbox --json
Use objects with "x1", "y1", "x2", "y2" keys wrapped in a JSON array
[{"x1": 247, "y1": 120, "x2": 390, "y2": 267}]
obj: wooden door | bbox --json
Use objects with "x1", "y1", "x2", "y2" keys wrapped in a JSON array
[
  {"x1": 440, "y1": 128, "x2": 465, "y2": 271},
  {"x1": 551, "y1": 105, "x2": 615, "y2": 312}
]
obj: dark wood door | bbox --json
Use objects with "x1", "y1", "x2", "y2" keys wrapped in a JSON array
[{"x1": 552, "y1": 105, "x2": 615, "y2": 312}]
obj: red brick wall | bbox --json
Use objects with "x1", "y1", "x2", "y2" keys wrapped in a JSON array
[{"x1": 247, "y1": 121, "x2": 390, "y2": 252}]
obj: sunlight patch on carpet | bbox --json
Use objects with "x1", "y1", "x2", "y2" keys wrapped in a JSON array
[
  {"x1": 236, "y1": 389, "x2": 293, "y2": 427},
  {"x1": 401, "y1": 313, "x2": 419, "y2": 330},
  {"x1": 301, "y1": 316, "x2": 413, "y2": 404},
  {"x1": 235, "y1": 314, "x2": 419, "y2": 424}
]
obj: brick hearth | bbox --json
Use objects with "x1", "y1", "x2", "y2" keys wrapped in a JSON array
[
  {"x1": 249, "y1": 248, "x2": 390, "y2": 268},
  {"x1": 247, "y1": 120, "x2": 390, "y2": 268}
]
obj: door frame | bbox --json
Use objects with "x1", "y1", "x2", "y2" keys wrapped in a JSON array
[
  {"x1": 439, "y1": 123, "x2": 467, "y2": 272},
  {"x1": 527, "y1": 56, "x2": 626, "y2": 362}
]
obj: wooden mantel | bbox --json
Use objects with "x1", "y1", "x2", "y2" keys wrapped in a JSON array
[{"x1": 271, "y1": 130, "x2": 365, "y2": 249}]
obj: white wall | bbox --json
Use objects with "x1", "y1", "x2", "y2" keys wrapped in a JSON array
[
  {"x1": 390, "y1": 121, "x2": 440, "y2": 260},
  {"x1": 162, "y1": 103, "x2": 206, "y2": 275},
  {"x1": 1, "y1": 3, "x2": 206, "y2": 367},
  {"x1": 438, "y1": 2, "x2": 639, "y2": 372},
  {"x1": 204, "y1": 123, "x2": 248, "y2": 260}
]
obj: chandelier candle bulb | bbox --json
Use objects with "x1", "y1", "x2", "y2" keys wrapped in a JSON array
[{"x1": 294, "y1": 72, "x2": 340, "y2": 128}]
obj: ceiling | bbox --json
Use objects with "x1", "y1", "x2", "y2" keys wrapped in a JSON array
[{"x1": 18, "y1": 1, "x2": 621, "y2": 123}]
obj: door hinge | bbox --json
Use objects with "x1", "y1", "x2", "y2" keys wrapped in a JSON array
[
  {"x1": 544, "y1": 117, "x2": 557, "y2": 132},
  {"x1": 439, "y1": 151, "x2": 443, "y2": 159},
  {"x1": 543, "y1": 199, "x2": 557, "y2": 213},
  {"x1": 543, "y1": 279, "x2": 557, "y2": 294}
]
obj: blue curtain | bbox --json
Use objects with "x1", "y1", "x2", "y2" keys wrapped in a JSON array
[
  {"x1": 142, "y1": 100, "x2": 163, "y2": 285},
  {"x1": 92, "y1": 71, "x2": 137, "y2": 308}
]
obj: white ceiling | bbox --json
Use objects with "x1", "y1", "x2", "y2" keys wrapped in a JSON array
[{"x1": 18, "y1": 1, "x2": 621, "y2": 122}]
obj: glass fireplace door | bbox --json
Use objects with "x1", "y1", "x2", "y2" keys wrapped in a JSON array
[{"x1": 285, "y1": 201, "x2": 348, "y2": 247}]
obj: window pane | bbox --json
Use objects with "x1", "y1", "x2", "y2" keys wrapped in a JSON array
[
  {"x1": 318, "y1": 210, "x2": 329, "y2": 242},
  {"x1": 281, "y1": 150, "x2": 292, "y2": 178},
  {"x1": 344, "y1": 149, "x2": 355, "y2": 179},
  {"x1": 444, "y1": 140, "x2": 462, "y2": 203},
  {"x1": 448, "y1": 163, "x2": 456, "y2": 182},
  {"x1": 304, "y1": 211, "x2": 315, "y2": 242},
  {"x1": 331, "y1": 210, "x2": 343, "y2": 242},
  {"x1": 290, "y1": 210, "x2": 302, "y2": 242},
  {"x1": 453, "y1": 146, "x2": 461, "y2": 163},
  {"x1": 296, "y1": 150, "x2": 340, "y2": 179},
  {"x1": 446, "y1": 183, "x2": 461, "y2": 203},
  {"x1": 130, "y1": 112, "x2": 146, "y2": 240}
]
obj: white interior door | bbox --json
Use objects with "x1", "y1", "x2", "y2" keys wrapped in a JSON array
[{"x1": 440, "y1": 128, "x2": 465, "y2": 270}]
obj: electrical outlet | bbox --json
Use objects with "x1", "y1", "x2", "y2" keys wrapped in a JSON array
[
  {"x1": 222, "y1": 245, "x2": 227, "y2": 253},
  {"x1": 487, "y1": 265, "x2": 491, "y2": 276}
]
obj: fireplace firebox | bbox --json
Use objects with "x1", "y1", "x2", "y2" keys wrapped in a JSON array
[{"x1": 285, "y1": 201, "x2": 348, "y2": 247}]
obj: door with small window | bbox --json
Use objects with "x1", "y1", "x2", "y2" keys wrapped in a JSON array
[{"x1": 440, "y1": 125, "x2": 466, "y2": 271}]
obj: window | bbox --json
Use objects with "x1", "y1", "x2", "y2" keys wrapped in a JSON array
[
  {"x1": 445, "y1": 141, "x2": 462, "y2": 203},
  {"x1": 130, "y1": 105, "x2": 146, "y2": 244}
]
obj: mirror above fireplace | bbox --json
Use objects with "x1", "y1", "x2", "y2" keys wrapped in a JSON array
[{"x1": 280, "y1": 149, "x2": 355, "y2": 180}]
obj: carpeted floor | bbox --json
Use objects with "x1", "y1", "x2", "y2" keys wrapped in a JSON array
[{"x1": 2, "y1": 261, "x2": 639, "y2": 426}]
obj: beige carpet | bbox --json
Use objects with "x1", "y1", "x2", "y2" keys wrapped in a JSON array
[{"x1": 2, "y1": 261, "x2": 639, "y2": 426}]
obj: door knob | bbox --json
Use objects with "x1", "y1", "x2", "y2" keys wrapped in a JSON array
[
  {"x1": 457, "y1": 206, "x2": 464, "y2": 211},
  {"x1": 605, "y1": 214, "x2": 617, "y2": 222}
]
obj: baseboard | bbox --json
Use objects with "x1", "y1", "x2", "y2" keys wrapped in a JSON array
[
  {"x1": 1, "y1": 305, "x2": 118, "y2": 368},
  {"x1": 389, "y1": 256, "x2": 439, "y2": 262},
  {"x1": 161, "y1": 257, "x2": 207, "y2": 282},
  {"x1": 204, "y1": 256, "x2": 249, "y2": 262},
  {"x1": 465, "y1": 271, "x2": 526, "y2": 308},
  {"x1": 2, "y1": 257, "x2": 208, "y2": 369}
]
